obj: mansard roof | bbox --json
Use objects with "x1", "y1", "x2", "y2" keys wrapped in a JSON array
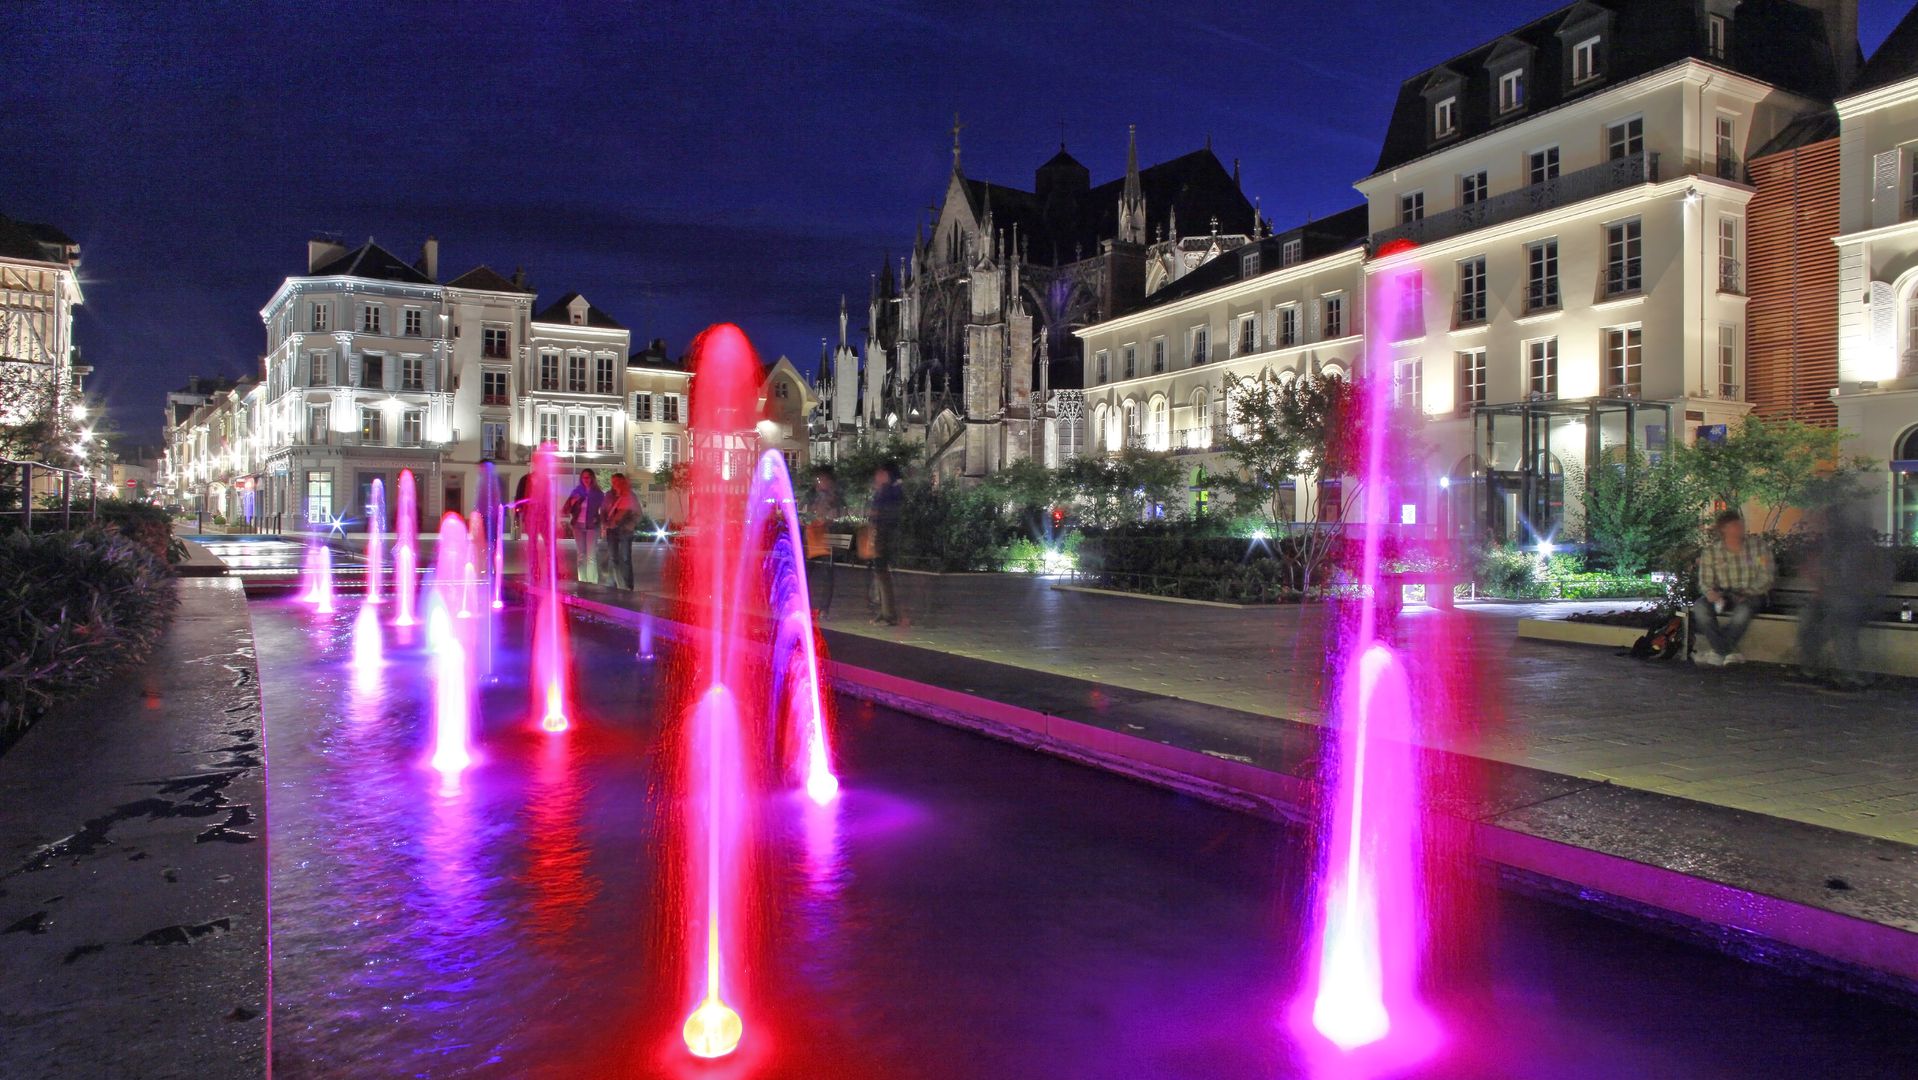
[
  {"x1": 309, "y1": 240, "x2": 433, "y2": 283},
  {"x1": 444, "y1": 265, "x2": 533, "y2": 293},
  {"x1": 1371, "y1": 0, "x2": 1843, "y2": 175},
  {"x1": 957, "y1": 146, "x2": 1256, "y2": 267},
  {"x1": 0, "y1": 212, "x2": 79, "y2": 265},
  {"x1": 534, "y1": 291, "x2": 625, "y2": 330},
  {"x1": 1850, "y1": 3, "x2": 1918, "y2": 95},
  {"x1": 1143, "y1": 204, "x2": 1368, "y2": 309}
]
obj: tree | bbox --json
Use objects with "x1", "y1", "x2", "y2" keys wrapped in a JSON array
[
  {"x1": 1056, "y1": 448, "x2": 1182, "y2": 528},
  {"x1": 1676, "y1": 415, "x2": 1871, "y2": 530},
  {"x1": 829, "y1": 433, "x2": 922, "y2": 515},
  {"x1": 1566, "y1": 450, "x2": 1701, "y2": 576}
]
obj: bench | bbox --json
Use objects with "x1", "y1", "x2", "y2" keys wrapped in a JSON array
[{"x1": 1380, "y1": 570, "x2": 1457, "y2": 610}]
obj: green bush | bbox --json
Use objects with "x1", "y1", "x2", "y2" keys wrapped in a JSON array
[
  {"x1": 0, "y1": 529, "x2": 179, "y2": 741},
  {"x1": 895, "y1": 480, "x2": 1011, "y2": 572},
  {"x1": 0, "y1": 499, "x2": 182, "y2": 563},
  {"x1": 1077, "y1": 522, "x2": 1305, "y2": 603},
  {"x1": 1001, "y1": 532, "x2": 1081, "y2": 573}
]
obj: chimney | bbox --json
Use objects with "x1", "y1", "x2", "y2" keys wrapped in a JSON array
[
  {"x1": 307, "y1": 235, "x2": 346, "y2": 273},
  {"x1": 512, "y1": 266, "x2": 526, "y2": 290},
  {"x1": 419, "y1": 235, "x2": 439, "y2": 282}
]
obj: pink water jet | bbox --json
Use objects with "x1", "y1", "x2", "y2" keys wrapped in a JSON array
[
  {"x1": 365, "y1": 478, "x2": 386, "y2": 604},
  {"x1": 310, "y1": 542, "x2": 336, "y2": 614},
  {"x1": 1294, "y1": 255, "x2": 1436, "y2": 1067},
  {"x1": 351, "y1": 599, "x2": 383, "y2": 692},
  {"x1": 525, "y1": 444, "x2": 573, "y2": 733},
  {"x1": 426, "y1": 599, "x2": 473, "y2": 782},
  {"x1": 392, "y1": 469, "x2": 420, "y2": 627}
]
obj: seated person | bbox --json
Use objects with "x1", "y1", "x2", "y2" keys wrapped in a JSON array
[{"x1": 1691, "y1": 510, "x2": 1775, "y2": 666}]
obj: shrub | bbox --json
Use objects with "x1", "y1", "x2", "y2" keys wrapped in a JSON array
[
  {"x1": 0, "y1": 529, "x2": 179, "y2": 741},
  {"x1": 895, "y1": 480, "x2": 1010, "y2": 572}
]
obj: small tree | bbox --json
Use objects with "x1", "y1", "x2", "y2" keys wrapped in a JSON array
[
  {"x1": 1057, "y1": 448, "x2": 1182, "y2": 528},
  {"x1": 1676, "y1": 415, "x2": 1871, "y2": 530},
  {"x1": 1567, "y1": 450, "x2": 1702, "y2": 576},
  {"x1": 830, "y1": 432, "x2": 922, "y2": 515}
]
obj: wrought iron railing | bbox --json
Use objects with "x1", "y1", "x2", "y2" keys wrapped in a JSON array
[
  {"x1": 1718, "y1": 259, "x2": 1743, "y2": 294},
  {"x1": 1372, "y1": 151, "x2": 1660, "y2": 248}
]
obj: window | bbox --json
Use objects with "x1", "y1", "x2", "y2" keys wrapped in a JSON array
[
  {"x1": 565, "y1": 413, "x2": 586, "y2": 453},
  {"x1": 1461, "y1": 170, "x2": 1488, "y2": 206},
  {"x1": 1279, "y1": 306, "x2": 1299, "y2": 347},
  {"x1": 306, "y1": 404, "x2": 329, "y2": 443},
  {"x1": 1458, "y1": 349, "x2": 1487, "y2": 408},
  {"x1": 1123, "y1": 399, "x2": 1141, "y2": 440},
  {"x1": 1527, "y1": 338, "x2": 1559, "y2": 398},
  {"x1": 1715, "y1": 115, "x2": 1737, "y2": 178},
  {"x1": 483, "y1": 327, "x2": 510, "y2": 359},
  {"x1": 1400, "y1": 191, "x2": 1425, "y2": 224},
  {"x1": 1718, "y1": 217, "x2": 1741, "y2": 292},
  {"x1": 633, "y1": 391, "x2": 653, "y2": 421},
  {"x1": 311, "y1": 302, "x2": 331, "y2": 333},
  {"x1": 1529, "y1": 146, "x2": 1560, "y2": 185},
  {"x1": 539, "y1": 352, "x2": 560, "y2": 390},
  {"x1": 1499, "y1": 69, "x2": 1525, "y2": 113},
  {"x1": 567, "y1": 354, "x2": 587, "y2": 392},
  {"x1": 1194, "y1": 388, "x2": 1212, "y2": 442},
  {"x1": 1395, "y1": 356, "x2": 1423, "y2": 411},
  {"x1": 1604, "y1": 327, "x2": 1643, "y2": 396},
  {"x1": 1149, "y1": 397, "x2": 1169, "y2": 450},
  {"x1": 400, "y1": 355, "x2": 425, "y2": 391},
  {"x1": 1188, "y1": 329, "x2": 1206, "y2": 366},
  {"x1": 1707, "y1": 14, "x2": 1728, "y2": 60},
  {"x1": 636, "y1": 434, "x2": 653, "y2": 469},
  {"x1": 594, "y1": 413, "x2": 614, "y2": 452},
  {"x1": 1238, "y1": 316, "x2": 1257, "y2": 355},
  {"x1": 482, "y1": 421, "x2": 506, "y2": 459},
  {"x1": 1281, "y1": 239, "x2": 1302, "y2": 266},
  {"x1": 1122, "y1": 344, "x2": 1137, "y2": 379},
  {"x1": 1324, "y1": 295, "x2": 1345, "y2": 339},
  {"x1": 305, "y1": 471, "x2": 332, "y2": 524},
  {"x1": 537, "y1": 411, "x2": 560, "y2": 447},
  {"x1": 1434, "y1": 96, "x2": 1458, "y2": 138},
  {"x1": 1458, "y1": 256, "x2": 1488, "y2": 324},
  {"x1": 359, "y1": 407, "x2": 384, "y2": 444},
  {"x1": 659, "y1": 435, "x2": 679, "y2": 468},
  {"x1": 1718, "y1": 325, "x2": 1739, "y2": 398},
  {"x1": 400, "y1": 409, "x2": 423, "y2": 447},
  {"x1": 360, "y1": 353, "x2": 384, "y2": 389},
  {"x1": 1605, "y1": 219, "x2": 1642, "y2": 296},
  {"x1": 595, "y1": 356, "x2": 616, "y2": 394},
  {"x1": 660, "y1": 393, "x2": 682, "y2": 423},
  {"x1": 360, "y1": 304, "x2": 382, "y2": 334},
  {"x1": 1607, "y1": 117, "x2": 1643, "y2": 161},
  {"x1": 774, "y1": 380, "x2": 790, "y2": 398},
  {"x1": 404, "y1": 309, "x2": 424, "y2": 337},
  {"x1": 1573, "y1": 36, "x2": 1601, "y2": 83},
  {"x1": 1527, "y1": 240, "x2": 1560, "y2": 311},
  {"x1": 1095, "y1": 350, "x2": 1109, "y2": 383},
  {"x1": 1241, "y1": 250, "x2": 1261, "y2": 276},
  {"x1": 482, "y1": 370, "x2": 509, "y2": 405},
  {"x1": 1153, "y1": 339, "x2": 1168, "y2": 373},
  {"x1": 308, "y1": 351, "x2": 329, "y2": 386}
]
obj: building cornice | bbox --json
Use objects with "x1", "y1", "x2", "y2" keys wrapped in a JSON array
[
  {"x1": 1831, "y1": 218, "x2": 1918, "y2": 247},
  {"x1": 1075, "y1": 249, "x2": 1365, "y2": 339},
  {"x1": 1836, "y1": 78, "x2": 1918, "y2": 119}
]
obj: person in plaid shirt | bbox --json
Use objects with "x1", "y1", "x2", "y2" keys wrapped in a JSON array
[{"x1": 1692, "y1": 509, "x2": 1774, "y2": 666}]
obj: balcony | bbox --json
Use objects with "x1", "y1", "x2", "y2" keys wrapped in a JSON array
[{"x1": 1373, "y1": 151, "x2": 1660, "y2": 249}]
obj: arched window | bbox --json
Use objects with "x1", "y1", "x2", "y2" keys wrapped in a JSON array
[
  {"x1": 1192, "y1": 387, "x2": 1211, "y2": 449},
  {"x1": 1149, "y1": 395, "x2": 1170, "y2": 450},
  {"x1": 1091, "y1": 402, "x2": 1111, "y2": 452},
  {"x1": 1123, "y1": 399, "x2": 1140, "y2": 444},
  {"x1": 1895, "y1": 427, "x2": 1918, "y2": 544}
]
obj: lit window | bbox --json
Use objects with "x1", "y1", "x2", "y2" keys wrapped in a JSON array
[
  {"x1": 482, "y1": 370, "x2": 509, "y2": 405},
  {"x1": 567, "y1": 354, "x2": 587, "y2": 392},
  {"x1": 1605, "y1": 327, "x2": 1642, "y2": 396},
  {"x1": 311, "y1": 303, "x2": 330, "y2": 333},
  {"x1": 1395, "y1": 356, "x2": 1423, "y2": 411},
  {"x1": 1457, "y1": 349, "x2": 1487, "y2": 408},
  {"x1": 482, "y1": 421, "x2": 506, "y2": 458},
  {"x1": 1707, "y1": 15, "x2": 1728, "y2": 60},
  {"x1": 1573, "y1": 36, "x2": 1601, "y2": 83},
  {"x1": 1605, "y1": 220, "x2": 1642, "y2": 296},
  {"x1": 1323, "y1": 295, "x2": 1344, "y2": 339},
  {"x1": 359, "y1": 407, "x2": 384, "y2": 444},
  {"x1": 565, "y1": 413, "x2": 586, "y2": 453},
  {"x1": 404, "y1": 309, "x2": 424, "y2": 337},
  {"x1": 1499, "y1": 69, "x2": 1525, "y2": 113},
  {"x1": 594, "y1": 413, "x2": 614, "y2": 451},
  {"x1": 400, "y1": 355, "x2": 425, "y2": 391},
  {"x1": 1458, "y1": 256, "x2": 1487, "y2": 324},
  {"x1": 1718, "y1": 217, "x2": 1741, "y2": 292},
  {"x1": 483, "y1": 327, "x2": 510, "y2": 359},
  {"x1": 1279, "y1": 306, "x2": 1299, "y2": 347},
  {"x1": 660, "y1": 435, "x2": 679, "y2": 467},
  {"x1": 1718, "y1": 325, "x2": 1739, "y2": 398},
  {"x1": 1527, "y1": 338, "x2": 1559, "y2": 398},
  {"x1": 1238, "y1": 316, "x2": 1257, "y2": 355},
  {"x1": 1434, "y1": 96, "x2": 1458, "y2": 138},
  {"x1": 400, "y1": 409, "x2": 423, "y2": 447},
  {"x1": 633, "y1": 391, "x2": 653, "y2": 421},
  {"x1": 1527, "y1": 240, "x2": 1560, "y2": 311},
  {"x1": 537, "y1": 411, "x2": 560, "y2": 446},
  {"x1": 539, "y1": 352, "x2": 560, "y2": 390},
  {"x1": 360, "y1": 304, "x2": 382, "y2": 334}
]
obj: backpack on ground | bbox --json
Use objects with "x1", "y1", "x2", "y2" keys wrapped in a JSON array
[{"x1": 1629, "y1": 615, "x2": 1686, "y2": 660}]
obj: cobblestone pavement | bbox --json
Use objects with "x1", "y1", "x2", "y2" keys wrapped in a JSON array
[{"x1": 589, "y1": 544, "x2": 1918, "y2": 845}]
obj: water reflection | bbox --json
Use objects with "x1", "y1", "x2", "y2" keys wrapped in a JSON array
[{"x1": 522, "y1": 733, "x2": 596, "y2": 945}]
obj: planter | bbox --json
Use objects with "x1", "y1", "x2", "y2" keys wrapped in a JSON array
[{"x1": 1516, "y1": 618, "x2": 1645, "y2": 649}]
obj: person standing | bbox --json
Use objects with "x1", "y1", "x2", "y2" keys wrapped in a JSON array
[
  {"x1": 866, "y1": 461, "x2": 904, "y2": 626},
  {"x1": 803, "y1": 465, "x2": 843, "y2": 619},
  {"x1": 1692, "y1": 509, "x2": 1775, "y2": 666},
  {"x1": 601, "y1": 473, "x2": 641, "y2": 591},
  {"x1": 562, "y1": 469, "x2": 605, "y2": 585},
  {"x1": 511, "y1": 472, "x2": 532, "y2": 541},
  {"x1": 1797, "y1": 501, "x2": 1891, "y2": 688}
]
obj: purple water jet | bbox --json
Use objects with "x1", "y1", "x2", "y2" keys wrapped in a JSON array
[
  {"x1": 393, "y1": 469, "x2": 420, "y2": 627},
  {"x1": 364, "y1": 478, "x2": 386, "y2": 604}
]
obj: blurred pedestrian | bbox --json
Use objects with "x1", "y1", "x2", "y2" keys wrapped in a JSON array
[
  {"x1": 865, "y1": 461, "x2": 904, "y2": 625},
  {"x1": 602, "y1": 473, "x2": 641, "y2": 591},
  {"x1": 562, "y1": 469, "x2": 604, "y2": 585},
  {"x1": 803, "y1": 464, "x2": 842, "y2": 619},
  {"x1": 1798, "y1": 501, "x2": 1891, "y2": 689},
  {"x1": 512, "y1": 472, "x2": 531, "y2": 540},
  {"x1": 1692, "y1": 510, "x2": 1774, "y2": 666}
]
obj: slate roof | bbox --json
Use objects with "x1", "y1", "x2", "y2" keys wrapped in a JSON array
[
  {"x1": 444, "y1": 265, "x2": 532, "y2": 293},
  {"x1": 958, "y1": 147, "x2": 1256, "y2": 267},
  {"x1": 309, "y1": 240, "x2": 433, "y2": 283},
  {"x1": 1371, "y1": 0, "x2": 1844, "y2": 176},
  {"x1": 534, "y1": 291, "x2": 625, "y2": 330},
  {"x1": 0, "y1": 212, "x2": 77, "y2": 264},
  {"x1": 1851, "y1": 2, "x2": 1918, "y2": 95},
  {"x1": 1143, "y1": 204, "x2": 1369, "y2": 309}
]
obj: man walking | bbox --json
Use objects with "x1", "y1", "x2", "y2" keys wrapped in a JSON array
[
  {"x1": 866, "y1": 461, "x2": 904, "y2": 626},
  {"x1": 1692, "y1": 509, "x2": 1774, "y2": 666}
]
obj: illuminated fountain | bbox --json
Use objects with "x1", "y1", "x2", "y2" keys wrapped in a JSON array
[
  {"x1": 393, "y1": 469, "x2": 420, "y2": 627},
  {"x1": 426, "y1": 513, "x2": 477, "y2": 782},
  {"x1": 351, "y1": 599, "x2": 382, "y2": 694},
  {"x1": 1294, "y1": 251, "x2": 1436, "y2": 1068},
  {"x1": 670, "y1": 323, "x2": 839, "y2": 1061},
  {"x1": 364, "y1": 478, "x2": 386, "y2": 604},
  {"x1": 303, "y1": 538, "x2": 337, "y2": 614},
  {"x1": 478, "y1": 462, "x2": 507, "y2": 612},
  {"x1": 526, "y1": 443, "x2": 573, "y2": 732}
]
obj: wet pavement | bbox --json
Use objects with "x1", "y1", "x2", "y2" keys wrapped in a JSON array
[
  {"x1": 0, "y1": 577, "x2": 267, "y2": 1080},
  {"x1": 255, "y1": 593, "x2": 1918, "y2": 1079}
]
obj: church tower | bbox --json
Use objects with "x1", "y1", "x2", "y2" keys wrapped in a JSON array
[
  {"x1": 830, "y1": 295, "x2": 858, "y2": 430},
  {"x1": 1117, "y1": 124, "x2": 1147, "y2": 245}
]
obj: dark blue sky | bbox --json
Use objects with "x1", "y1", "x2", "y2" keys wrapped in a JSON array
[{"x1": 3, "y1": 0, "x2": 1908, "y2": 445}]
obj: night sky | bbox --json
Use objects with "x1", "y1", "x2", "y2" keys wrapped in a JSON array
[{"x1": 3, "y1": 0, "x2": 1909, "y2": 447}]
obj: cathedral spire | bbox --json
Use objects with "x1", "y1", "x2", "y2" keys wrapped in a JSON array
[
  {"x1": 950, "y1": 112, "x2": 965, "y2": 174},
  {"x1": 1118, "y1": 124, "x2": 1146, "y2": 245},
  {"x1": 838, "y1": 294, "x2": 848, "y2": 350}
]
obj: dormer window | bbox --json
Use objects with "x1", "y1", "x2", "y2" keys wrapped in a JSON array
[
  {"x1": 1573, "y1": 37, "x2": 1602, "y2": 83},
  {"x1": 1707, "y1": 14, "x2": 1729, "y2": 60},
  {"x1": 1241, "y1": 250, "x2": 1261, "y2": 276},
  {"x1": 1434, "y1": 97, "x2": 1458, "y2": 139},
  {"x1": 1498, "y1": 70, "x2": 1525, "y2": 113},
  {"x1": 1281, "y1": 239, "x2": 1302, "y2": 267}
]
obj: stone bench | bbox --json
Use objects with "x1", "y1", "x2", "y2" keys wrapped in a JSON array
[{"x1": 1723, "y1": 612, "x2": 1918, "y2": 678}]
